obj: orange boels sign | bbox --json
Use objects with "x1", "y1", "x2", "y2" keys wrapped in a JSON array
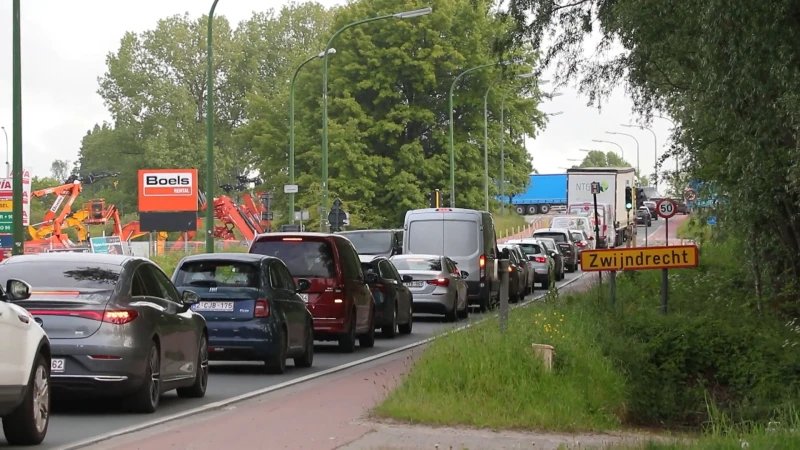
[{"x1": 138, "y1": 169, "x2": 198, "y2": 212}]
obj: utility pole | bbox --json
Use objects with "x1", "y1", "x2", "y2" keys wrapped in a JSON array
[{"x1": 12, "y1": 0, "x2": 24, "y2": 255}]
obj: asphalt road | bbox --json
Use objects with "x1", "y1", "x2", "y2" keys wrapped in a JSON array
[{"x1": 1, "y1": 270, "x2": 586, "y2": 449}]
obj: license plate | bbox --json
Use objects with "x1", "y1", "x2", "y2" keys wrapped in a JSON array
[
  {"x1": 299, "y1": 294, "x2": 309, "y2": 303},
  {"x1": 51, "y1": 359, "x2": 65, "y2": 373},
  {"x1": 193, "y1": 301, "x2": 234, "y2": 312},
  {"x1": 404, "y1": 281, "x2": 424, "y2": 288}
]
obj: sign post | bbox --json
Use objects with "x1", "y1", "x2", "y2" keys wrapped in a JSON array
[
  {"x1": 590, "y1": 182, "x2": 603, "y2": 287},
  {"x1": 656, "y1": 198, "x2": 678, "y2": 314},
  {"x1": 328, "y1": 198, "x2": 347, "y2": 232}
]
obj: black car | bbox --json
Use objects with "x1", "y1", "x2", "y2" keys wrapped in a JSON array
[
  {"x1": 636, "y1": 207, "x2": 652, "y2": 226},
  {"x1": 173, "y1": 253, "x2": 314, "y2": 374},
  {"x1": 338, "y1": 229, "x2": 403, "y2": 257},
  {"x1": 359, "y1": 255, "x2": 413, "y2": 337},
  {"x1": 498, "y1": 246, "x2": 526, "y2": 303},
  {"x1": 673, "y1": 198, "x2": 690, "y2": 214}
]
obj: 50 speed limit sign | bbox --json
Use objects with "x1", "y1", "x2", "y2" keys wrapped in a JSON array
[{"x1": 656, "y1": 198, "x2": 678, "y2": 219}]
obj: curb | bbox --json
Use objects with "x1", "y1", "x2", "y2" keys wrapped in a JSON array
[{"x1": 59, "y1": 272, "x2": 586, "y2": 450}]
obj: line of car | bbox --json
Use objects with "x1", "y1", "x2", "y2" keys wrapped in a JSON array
[{"x1": 0, "y1": 206, "x2": 531, "y2": 446}]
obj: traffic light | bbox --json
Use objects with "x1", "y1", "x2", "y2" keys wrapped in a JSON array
[
  {"x1": 636, "y1": 188, "x2": 645, "y2": 208},
  {"x1": 429, "y1": 189, "x2": 442, "y2": 208},
  {"x1": 624, "y1": 186, "x2": 633, "y2": 210}
]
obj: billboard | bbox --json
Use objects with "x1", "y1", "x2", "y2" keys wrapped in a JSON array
[
  {"x1": 0, "y1": 167, "x2": 32, "y2": 226},
  {"x1": 89, "y1": 236, "x2": 127, "y2": 255},
  {"x1": 138, "y1": 169, "x2": 198, "y2": 212}
]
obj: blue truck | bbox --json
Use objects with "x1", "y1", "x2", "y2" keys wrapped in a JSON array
[{"x1": 507, "y1": 174, "x2": 568, "y2": 215}]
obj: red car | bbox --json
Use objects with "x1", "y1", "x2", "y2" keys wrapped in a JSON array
[{"x1": 249, "y1": 232, "x2": 375, "y2": 353}]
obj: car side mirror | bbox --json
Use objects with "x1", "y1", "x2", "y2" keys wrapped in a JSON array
[
  {"x1": 5, "y1": 279, "x2": 31, "y2": 301},
  {"x1": 460, "y1": 270, "x2": 469, "y2": 278},
  {"x1": 402, "y1": 275, "x2": 413, "y2": 282},
  {"x1": 365, "y1": 272, "x2": 378, "y2": 284},
  {"x1": 297, "y1": 278, "x2": 312, "y2": 293},
  {"x1": 182, "y1": 290, "x2": 200, "y2": 305}
]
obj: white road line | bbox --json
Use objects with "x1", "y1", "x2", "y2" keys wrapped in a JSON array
[{"x1": 59, "y1": 273, "x2": 586, "y2": 450}]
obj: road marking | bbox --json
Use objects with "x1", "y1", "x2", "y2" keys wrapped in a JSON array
[{"x1": 58, "y1": 273, "x2": 586, "y2": 450}]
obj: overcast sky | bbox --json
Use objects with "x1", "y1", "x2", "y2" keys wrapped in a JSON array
[{"x1": 0, "y1": 0, "x2": 677, "y2": 191}]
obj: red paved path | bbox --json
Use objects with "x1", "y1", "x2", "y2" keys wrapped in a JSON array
[{"x1": 84, "y1": 352, "x2": 415, "y2": 450}]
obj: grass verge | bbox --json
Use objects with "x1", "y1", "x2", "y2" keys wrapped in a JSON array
[
  {"x1": 150, "y1": 244, "x2": 247, "y2": 275},
  {"x1": 493, "y1": 209, "x2": 528, "y2": 237},
  {"x1": 676, "y1": 214, "x2": 711, "y2": 240},
  {"x1": 376, "y1": 240, "x2": 799, "y2": 436}
]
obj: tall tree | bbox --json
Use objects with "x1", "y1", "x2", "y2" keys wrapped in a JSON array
[{"x1": 49, "y1": 159, "x2": 71, "y2": 182}]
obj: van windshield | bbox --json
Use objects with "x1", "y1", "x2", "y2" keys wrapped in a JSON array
[
  {"x1": 390, "y1": 257, "x2": 442, "y2": 271},
  {"x1": 250, "y1": 239, "x2": 336, "y2": 279},
  {"x1": 534, "y1": 232, "x2": 567, "y2": 243},
  {"x1": 339, "y1": 231, "x2": 393, "y2": 255},
  {"x1": 407, "y1": 220, "x2": 478, "y2": 257}
]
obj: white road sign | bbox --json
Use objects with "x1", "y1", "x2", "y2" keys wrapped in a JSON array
[
  {"x1": 284, "y1": 184, "x2": 299, "y2": 194},
  {"x1": 656, "y1": 198, "x2": 678, "y2": 219}
]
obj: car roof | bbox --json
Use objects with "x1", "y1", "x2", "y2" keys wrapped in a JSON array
[
  {"x1": 3, "y1": 253, "x2": 134, "y2": 266},
  {"x1": 339, "y1": 229, "x2": 394, "y2": 234},
  {"x1": 506, "y1": 238, "x2": 541, "y2": 244},
  {"x1": 179, "y1": 253, "x2": 272, "y2": 263},
  {"x1": 359, "y1": 255, "x2": 388, "y2": 263},
  {"x1": 533, "y1": 227, "x2": 571, "y2": 234},
  {"x1": 390, "y1": 254, "x2": 441, "y2": 260},
  {"x1": 253, "y1": 232, "x2": 333, "y2": 240}
]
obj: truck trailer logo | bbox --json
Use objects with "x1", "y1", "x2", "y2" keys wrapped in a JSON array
[
  {"x1": 576, "y1": 181, "x2": 608, "y2": 192},
  {"x1": 142, "y1": 173, "x2": 193, "y2": 196},
  {"x1": 138, "y1": 169, "x2": 198, "y2": 212}
]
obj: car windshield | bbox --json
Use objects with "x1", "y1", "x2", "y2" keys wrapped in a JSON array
[
  {"x1": 174, "y1": 260, "x2": 260, "y2": 288},
  {"x1": 512, "y1": 243, "x2": 543, "y2": 255},
  {"x1": 534, "y1": 232, "x2": 567, "y2": 243},
  {"x1": 407, "y1": 220, "x2": 479, "y2": 257},
  {"x1": 538, "y1": 240, "x2": 556, "y2": 251},
  {"x1": 0, "y1": 262, "x2": 121, "y2": 292},
  {"x1": 250, "y1": 239, "x2": 336, "y2": 279},
  {"x1": 571, "y1": 232, "x2": 584, "y2": 241},
  {"x1": 390, "y1": 257, "x2": 442, "y2": 271},
  {"x1": 339, "y1": 231, "x2": 393, "y2": 255}
]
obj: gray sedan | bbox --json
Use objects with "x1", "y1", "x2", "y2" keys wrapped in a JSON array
[
  {"x1": 389, "y1": 254, "x2": 468, "y2": 322},
  {"x1": 0, "y1": 253, "x2": 208, "y2": 413}
]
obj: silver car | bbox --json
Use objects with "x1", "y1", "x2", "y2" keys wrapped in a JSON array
[
  {"x1": 505, "y1": 239, "x2": 555, "y2": 289},
  {"x1": 535, "y1": 237, "x2": 566, "y2": 281},
  {"x1": 0, "y1": 253, "x2": 209, "y2": 413},
  {"x1": 389, "y1": 254, "x2": 468, "y2": 321}
]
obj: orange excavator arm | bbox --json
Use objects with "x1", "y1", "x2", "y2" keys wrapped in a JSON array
[
  {"x1": 214, "y1": 195, "x2": 257, "y2": 242},
  {"x1": 241, "y1": 192, "x2": 268, "y2": 233},
  {"x1": 31, "y1": 183, "x2": 81, "y2": 225}
]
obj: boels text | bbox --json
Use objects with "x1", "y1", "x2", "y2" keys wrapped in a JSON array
[{"x1": 142, "y1": 173, "x2": 194, "y2": 196}]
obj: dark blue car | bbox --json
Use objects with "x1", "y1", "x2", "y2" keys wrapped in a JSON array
[{"x1": 172, "y1": 253, "x2": 314, "y2": 374}]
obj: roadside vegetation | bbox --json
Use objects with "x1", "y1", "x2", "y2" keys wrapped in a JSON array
[
  {"x1": 492, "y1": 209, "x2": 528, "y2": 237},
  {"x1": 376, "y1": 239, "x2": 800, "y2": 443}
]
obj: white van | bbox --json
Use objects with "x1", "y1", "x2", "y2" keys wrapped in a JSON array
[
  {"x1": 566, "y1": 203, "x2": 614, "y2": 248},
  {"x1": 549, "y1": 215, "x2": 596, "y2": 249}
]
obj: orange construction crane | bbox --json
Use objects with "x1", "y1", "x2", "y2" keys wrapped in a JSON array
[{"x1": 29, "y1": 172, "x2": 119, "y2": 246}]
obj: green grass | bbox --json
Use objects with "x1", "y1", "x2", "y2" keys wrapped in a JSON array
[
  {"x1": 374, "y1": 298, "x2": 628, "y2": 431},
  {"x1": 492, "y1": 209, "x2": 528, "y2": 237},
  {"x1": 676, "y1": 215, "x2": 711, "y2": 240},
  {"x1": 149, "y1": 245, "x2": 247, "y2": 275}
]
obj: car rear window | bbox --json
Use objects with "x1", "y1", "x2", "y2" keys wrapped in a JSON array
[
  {"x1": 0, "y1": 262, "x2": 121, "y2": 290},
  {"x1": 534, "y1": 232, "x2": 567, "y2": 243},
  {"x1": 390, "y1": 257, "x2": 442, "y2": 271},
  {"x1": 407, "y1": 220, "x2": 479, "y2": 257},
  {"x1": 250, "y1": 238, "x2": 336, "y2": 279},
  {"x1": 571, "y1": 232, "x2": 584, "y2": 241},
  {"x1": 514, "y1": 243, "x2": 543, "y2": 255},
  {"x1": 339, "y1": 231, "x2": 393, "y2": 255},
  {"x1": 174, "y1": 261, "x2": 260, "y2": 288}
]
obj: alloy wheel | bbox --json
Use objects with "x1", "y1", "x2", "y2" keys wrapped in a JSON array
[
  {"x1": 32, "y1": 365, "x2": 49, "y2": 433},
  {"x1": 148, "y1": 347, "x2": 160, "y2": 406}
]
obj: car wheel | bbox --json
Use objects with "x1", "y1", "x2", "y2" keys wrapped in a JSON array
[
  {"x1": 478, "y1": 292, "x2": 489, "y2": 312},
  {"x1": 445, "y1": 294, "x2": 458, "y2": 322},
  {"x1": 177, "y1": 334, "x2": 209, "y2": 398},
  {"x1": 456, "y1": 296, "x2": 469, "y2": 320},
  {"x1": 265, "y1": 328, "x2": 287, "y2": 374},
  {"x1": 127, "y1": 342, "x2": 161, "y2": 413},
  {"x1": 2, "y1": 353, "x2": 49, "y2": 446},
  {"x1": 358, "y1": 307, "x2": 376, "y2": 348},
  {"x1": 294, "y1": 321, "x2": 314, "y2": 368},
  {"x1": 382, "y1": 304, "x2": 397, "y2": 338},
  {"x1": 338, "y1": 311, "x2": 357, "y2": 353},
  {"x1": 542, "y1": 276, "x2": 551, "y2": 290},
  {"x1": 399, "y1": 301, "x2": 414, "y2": 334}
]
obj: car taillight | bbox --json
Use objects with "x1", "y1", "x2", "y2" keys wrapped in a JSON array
[
  {"x1": 479, "y1": 254, "x2": 486, "y2": 280},
  {"x1": 427, "y1": 278, "x2": 450, "y2": 287},
  {"x1": 533, "y1": 256, "x2": 547, "y2": 263},
  {"x1": 254, "y1": 299, "x2": 270, "y2": 317},
  {"x1": 576, "y1": 241, "x2": 586, "y2": 247},
  {"x1": 28, "y1": 309, "x2": 138, "y2": 325}
]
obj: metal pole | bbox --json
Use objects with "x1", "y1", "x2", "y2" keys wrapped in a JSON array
[
  {"x1": 655, "y1": 115, "x2": 679, "y2": 175},
  {"x1": 607, "y1": 131, "x2": 640, "y2": 175},
  {"x1": 499, "y1": 91, "x2": 509, "y2": 216},
  {"x1": 592, "y1": 140, "x2": 624, "y2": 161},
  {"x1": 12, "y1": 0, "x2": 24, "y2": 255},
  {"x1": 1, "y1": 127, "x2": 8, "y2": 177},
  {"x1": 483, "y1": 83, "x2": 496, "y2": 212},
  {"x1": 205, "y1": 0, "x2": 220, "y2": 254},
  {"x1": 449, "y1": 62, "x2": 502, "y2": 207},
  {"x1": 498, "y1": 259, "x2": 510, "y2": 333},
  {"x1": 661, "y1": 217, "x2": 669, "y2": 314}
]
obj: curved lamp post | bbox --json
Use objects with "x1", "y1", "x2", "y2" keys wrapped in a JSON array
[
  {"x1": 320, "y1": 8, "x2": 431, "y2": 229},
  {"x1": 654, "y1": 115, "x2": 680, "y2": 173},
  {"x1": 591, "y1": 139, "x2": 624, "y2": 161},
  {"x1": 289, "y1": 48, "x2": 336, "y2": 224},
  {"x1": 621, "y1": 124, "x2": 658, "y2": 189},
  {"x1": 205, "y1": 0, "x2": 221, "y2": 253},
  {"x1": 606, "y1": 131, "x2": 640, "y2": 175},
  {"x1": 497, "y1": 73, "x2": 536, "y2": 215}
]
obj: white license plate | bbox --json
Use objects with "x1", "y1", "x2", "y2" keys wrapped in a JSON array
[
  {"x1": 193, "y1": 301, "x2": 234, "y2": 312},
  {"x1": 404, "y1": 281, "x2": 424, "y2": 288},
  {"x1": 299, "y1": 294, "x2": 309, "y2": 303},
  {"x1": 51, "y1": 359, "x2": 65, "y2": 373}
]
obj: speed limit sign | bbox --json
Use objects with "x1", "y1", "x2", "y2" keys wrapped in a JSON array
[{"x1": 656, "y1": 198, "x2": 678, "y2": 219}]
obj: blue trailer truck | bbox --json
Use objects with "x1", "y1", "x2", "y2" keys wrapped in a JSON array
[{"x1": 509, "y1": 174, "x2": 568, "y2": 215}]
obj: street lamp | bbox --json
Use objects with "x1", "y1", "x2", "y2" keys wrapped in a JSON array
[
  {"x1": 606, "y1": 131, "x2": 640, "y2": 174},
  {"x1": 654, "y1": 115, "x2": 680, "y2": 173},
  {"x1": 498, "y1": 72, "x2": 537, "y2": 215},
  {"x1": 621, "y1": 123, "x2": 658, "y2": 189},
  {"x1": 1, "y1": 126, "x2": 8, "y2": 176},
  {"x1": 545, "y1": 111, "x2": 563, "y2": 117},
  {"x1": 449, "y1": 58, "x2": 523, "y2": 208},
  {"x1": 289, "y1": 48, "x2": 336, "y2": 223},
  {"x1": 11, "y1": 0, "x2": 23, "y2": 255},
  {"x1": 205, "y1": 0, "x2": 221, "y2": 253},
  {"x1": 591, "y1": 139, "x2": 624, "y2": 160},
  {"x1": 321, "y1": 7, "x2": 432, "y2": 230}
]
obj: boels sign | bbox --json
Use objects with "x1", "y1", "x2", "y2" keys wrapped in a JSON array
[{"x1": 138, "y1": 169, "x2": 198, "y2": 212}]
